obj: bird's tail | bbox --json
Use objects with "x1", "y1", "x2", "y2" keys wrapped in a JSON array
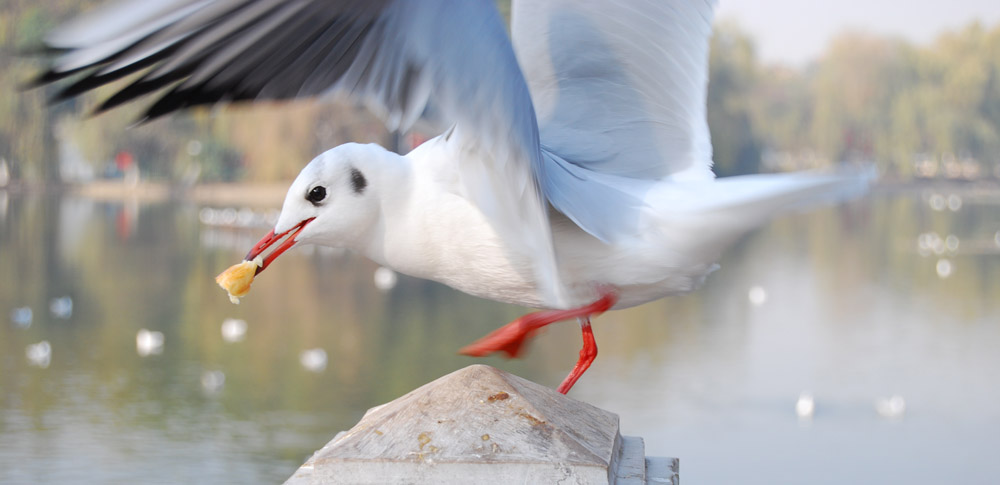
[{"x1": 645, "y1": 165, "x2": 874, "y2": 259}]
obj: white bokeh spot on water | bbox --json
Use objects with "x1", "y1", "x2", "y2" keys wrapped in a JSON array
[
  {"x1": 875, "y1": 395, "x2": 906, "y2": 420},
  {"x1": 26, "y1": 341, "x2": 51, "y2": 368},
  {"x1": 198, "y1": 207, "x2": 215, "y2": 225},
  {"x1": 927, "y1": 193, "x2": 946, "y2": 211},
  {"x1": 201, "y1": 370, "x2": 226, "y2": 394},
  {"x1": 136, "y1": 329, "x2": 165, "y2": 357},
  {"x1": 300, "y1": 348, "x2": 328, "y2": 373},
  {"x1": 237, "y1": 208, "x2": 255, "y2": 227},
  {"x1": 11, "y1": 306, "x2": 32, "y2": 328},
  {"x1": 917, "y1": 232, "x2": 949, "y2": 256},
  {"x1": 944, "y1": 235, "x2": 959, "y2": 252},
  {"x1": 916, "y1": 232, "x2": 932, "y2": 257},
  {"x1": 374, "y1": 266, "x2": 398, "y2": 292},
  {"x1": 748, "y1": 285, "x2": 767, "y2": 306},
  {"x1": 221, "y1": 318, "x2": 248, "y2": 343},
  {"x1": 796, "y1": 392, "x2": 815, "y2": 420},
  {"x1": 947, "y1": 194, "x2": 962, "y2": 212},
  {"x1": 935, "y1": 258, "x2": 953, "y2": 278},
  {"x1": 49, "y1": 296, "x2": 73, "y2": 319}
]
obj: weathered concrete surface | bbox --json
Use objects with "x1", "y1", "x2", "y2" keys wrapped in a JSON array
[{"x1": 286, "y1": 365, "x2": 676, "y2": 484}]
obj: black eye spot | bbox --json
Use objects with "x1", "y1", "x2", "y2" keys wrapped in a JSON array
[
  {"x1": 350, "y1": 167, "x2": 367, "y2": 195},
  {"x1": 306, "y1": 186, "x2": 326, "y2": 205}
]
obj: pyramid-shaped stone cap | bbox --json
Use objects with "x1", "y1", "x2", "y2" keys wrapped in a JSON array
[{"x1": 293, "y1": 365, "x2": 623, "y2": 484}]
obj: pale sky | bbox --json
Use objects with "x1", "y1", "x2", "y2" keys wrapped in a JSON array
[{"x1": 716, "y1": 0, "x2": 1000, "y2": 66}]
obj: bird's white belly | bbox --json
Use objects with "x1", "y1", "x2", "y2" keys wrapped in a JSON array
[
  {"x1": 437, "y1": 239, "x2": 717, "y2": 311},
  {"x1": 395, "y1": 201, "x2": 718, "y2": 311},
  {"x1": 550, "y1": 217, "x2": 719, "y2": 310}
]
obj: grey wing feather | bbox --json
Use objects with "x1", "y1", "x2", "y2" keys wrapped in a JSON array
[
  {"x1": 39, "y1": 0, "x2": 410, "y2": 121},
  {"x1": 512, "y1": 0, "x2": 717, "y2": 242},
  {"x1": 513, "y1": 0, "x2": 716, "y2": 181}
]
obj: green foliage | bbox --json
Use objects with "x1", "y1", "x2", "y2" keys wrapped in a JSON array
[
  {"x1": 707, "y1": 21, "x2": 763, "y2": 176},
  {"x1": 711, "y1": 21, "x2": 1000, "y2": 179}
]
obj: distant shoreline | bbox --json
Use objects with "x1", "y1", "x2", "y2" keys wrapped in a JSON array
[
  {"x1": 0, "y1": 180, "x2": 293, "y2": 207},
  {"x1": 2, "y1": 178, "x2": 998, "y2": 208},
  {"x1": 66, "y1": 180, "x2": 291, "y2": 207}
]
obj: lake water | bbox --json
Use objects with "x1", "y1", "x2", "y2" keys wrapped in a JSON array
[{"x1": 1, "y1": 185, "x2": 998, "y2": 484}]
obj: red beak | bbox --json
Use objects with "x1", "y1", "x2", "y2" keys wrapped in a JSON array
[{"x1": 245, "y1": 218, "x2": 314, "y2": 275}]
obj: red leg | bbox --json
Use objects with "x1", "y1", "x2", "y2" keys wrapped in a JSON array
[
  {"x1": 459, "y1": 289, "x2": 616, "y2": 358},
  {"x1": 459, "y1": 288, "x2": 617, "y2": 392},
  {"x1": 556, "y1": 317, "x2": 597, "y2": 394}
]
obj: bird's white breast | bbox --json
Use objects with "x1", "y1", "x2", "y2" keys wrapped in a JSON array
[{"x1": 366, "y1": 138, "x2": 720, "y2": 311}]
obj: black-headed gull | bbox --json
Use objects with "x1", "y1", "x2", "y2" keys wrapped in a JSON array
[{"x1": 37, "y1": 0, "x2": 866, "y2": 393}]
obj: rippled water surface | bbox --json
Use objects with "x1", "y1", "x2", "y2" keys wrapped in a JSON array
[{"x1": 1, "y1": 185, "x2": 998, "y2": 483}]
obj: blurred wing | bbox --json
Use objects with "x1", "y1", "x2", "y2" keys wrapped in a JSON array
[
  {"x1": 43, "y1": 0, "x2": 460, "y2": 129},
  {"x1": 37, "y1": 0, "x2": 565, "y2": 305},
  {"x1": 512, "y1": 0, "x2": 716, "y2": 181}
]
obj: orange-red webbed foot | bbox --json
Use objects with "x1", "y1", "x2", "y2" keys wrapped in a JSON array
[
  {"x1": 459, "y1": 288, "x2": 618, "y2": 394},
  {"x1": 458, "y1": 310, "x2": 555, "y2": 359}
]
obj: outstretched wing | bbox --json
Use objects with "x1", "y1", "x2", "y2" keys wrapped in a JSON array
[
  {"x1": 510, "y1": 0, "x2": 716, "y2": 242},
  {"x1": 512, "y1": 0, "x2": 716, "y2": 181},
  {"x1": 38, "y1": 0, "x2": 567, "y2": 306},
  {"x1": 41, "y1": 0, "x2": 507, "y2": 132}
]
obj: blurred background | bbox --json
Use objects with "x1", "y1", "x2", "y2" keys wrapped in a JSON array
[{"x1": 1, "y1": 1, "x2": 999, "y2": 483}]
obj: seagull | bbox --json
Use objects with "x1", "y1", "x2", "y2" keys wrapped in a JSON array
[{"x1": 36, "y1": 0, "x2": 866, "y2": 394}]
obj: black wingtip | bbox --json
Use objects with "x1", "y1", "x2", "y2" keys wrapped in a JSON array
[
  {"x1": 123, "y1": 115, "x2": 152, "y2": 129},
  {"x1": 22, "y1": 70, "x2": 61, "y2": 90},
  {"x1": 22, "y1": 63, "x2": 99, "y2": 90}
]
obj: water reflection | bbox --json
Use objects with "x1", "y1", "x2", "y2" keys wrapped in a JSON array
[{"x1": 0, "y1": 187, "x2": 998, "y2": 483}]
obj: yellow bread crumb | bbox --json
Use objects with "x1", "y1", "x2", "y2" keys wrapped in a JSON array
[{"x1": 215, "y1": 256, "x2": 262, "y2": 304}]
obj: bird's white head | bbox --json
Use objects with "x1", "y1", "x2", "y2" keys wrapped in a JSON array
[{"x1": 244, "y1": 143, "x2": 395, "y2": 274}]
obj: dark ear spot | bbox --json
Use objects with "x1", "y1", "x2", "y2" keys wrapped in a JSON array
[{"x1": 350, "y1": 167, "x2": 367, "y2": 195}]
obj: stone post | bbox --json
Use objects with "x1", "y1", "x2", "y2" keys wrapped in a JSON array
[{"x1": 286, "y1": 365, "x2": 677, "y2": 484}]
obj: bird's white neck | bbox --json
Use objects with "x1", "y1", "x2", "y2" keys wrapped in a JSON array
[
  {"x1": 356, "y1": 138, "x2": 539, "y2": 305},
  {"x1": 341, "y1": 149, "x2": 415, "y2": 266}
]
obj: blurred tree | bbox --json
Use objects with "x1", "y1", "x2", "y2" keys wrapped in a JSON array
[
  {"x1": 750, "y1": 65, "x2": 812, "y2": 155},
  {"x1": 707, "y1": 22, "x2": 762, "y2": 176},
  {"x1": 922, "y1": 23, "x2": 1000, "y2": 165},
  {"x1": 810, "y1": 33, "x2": 916, "y2": 168}
]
